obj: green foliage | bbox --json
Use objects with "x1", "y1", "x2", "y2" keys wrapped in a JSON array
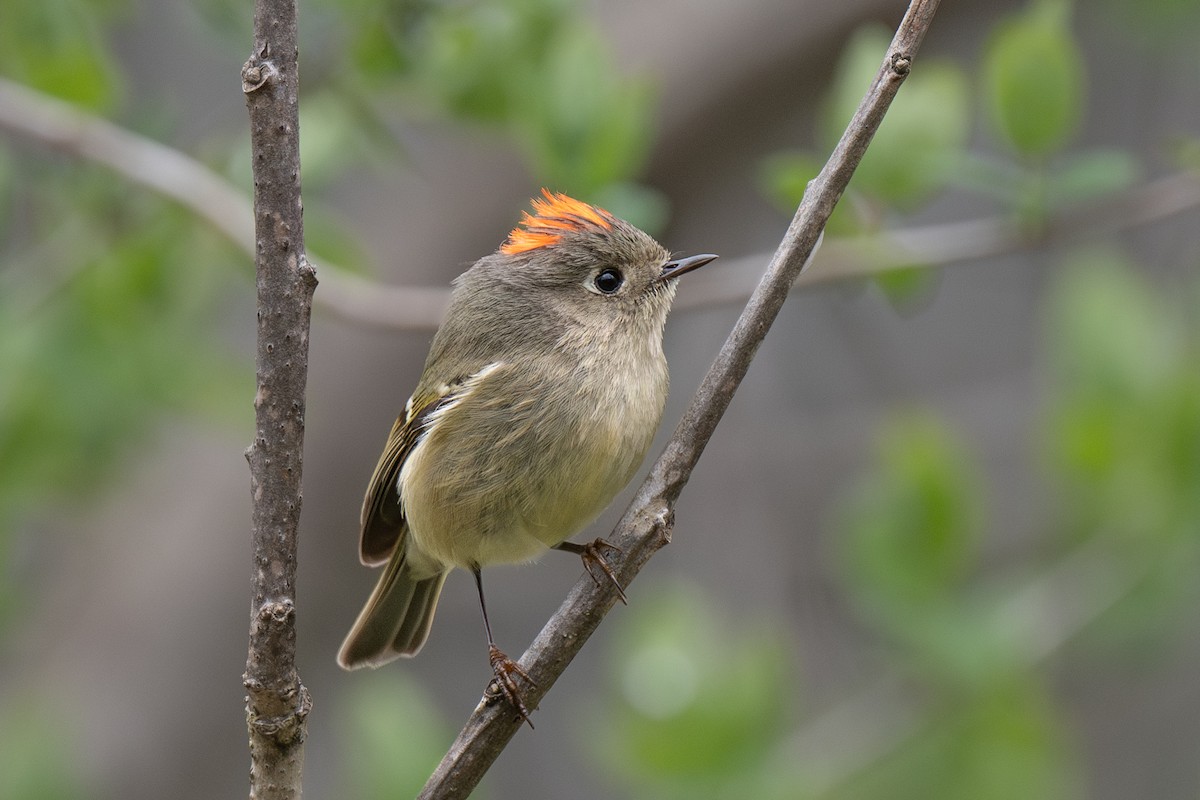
[
  {"x1": 838, "y1": 417, "x2": 1033, "y2": 691},
  {"x1": 591, "y1": 585, "x2": 791, "y2": 799},
  {"x1": 0, "y1": 0, "x2": 662, "y2": 589},
  {"x1": 0, "y1": 703, "x2": 84, "y2": 800},
  {"x1": 757, "y1": 0, "x2": 1144, "y2": 311},
  {"x1": 836, "y1": 680, "x2": 1079, "y2": 800},
  {"x1": 758, "y1": 23, "x2": 971, "y2": 306},
  {"x1": 1044, "y1": 253, "x2": 1200, "y2": 534},
  {"x1": 3, "y1": 1, "x2": 1197, "y2": 796},
  {"x1": 984, "y1": 0, "x2": 1084, "y2": 158},
  {"x1": 840, "y1": 414, "x2": 982, "y2": 611},
  {"x1": 340, "y1": 672, "x2": 453, "y2": 799},
  {"x1": 820, "y1": 27, "x2": 970, "y2": 209},
  {"x1": 0, "y1": 166, "x2": 243, "y2": 616},
  {"x1": 0, "y1": 0, "x2": 126, "y2": 109},
  {"x1": 757, "y1": 151, "x2": 822, "y2": 222},
  {"x1": 581, "y1": 254, "x2": 1200, "y2": 797},
  {"x1": 759, "y1": 26, "x2": 970, "y2": 231},
  {"x1": 825, "y1": 255, "x2": 1200, "y2": 791},
  {"x1": 330, "y1": 0, "x2": 662, "y2": 225},
  {"x1": 1041, "y1": 253, "x2": 1200, "y2": 647},
  {"x1": 1044, "y1": 150, "x2": 1140, "y2": 208}
]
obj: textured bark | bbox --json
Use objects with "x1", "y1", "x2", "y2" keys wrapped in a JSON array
[
  {"x1": 418, "y1": 1, "x2": 943, "y2": 797},
  {"x1": 241, "y1": 0, "x2": 315, "y2": 797}
]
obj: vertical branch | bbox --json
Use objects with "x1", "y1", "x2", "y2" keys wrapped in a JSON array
[
  {"x1": 241, "y1": 0, "x2": 316, "y2": 797},
  {"x1": 418, "y1": 0, "x2": 941, "y2": 795}
]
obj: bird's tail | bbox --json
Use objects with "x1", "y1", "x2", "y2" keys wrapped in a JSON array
[{"x1": 337, "y1": 549, "x2": 448, "y2": 669}]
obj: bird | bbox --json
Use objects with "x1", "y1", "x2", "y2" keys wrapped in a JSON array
[{"x1": 338, "y1": 188, "x2": 717, "y2": 723}]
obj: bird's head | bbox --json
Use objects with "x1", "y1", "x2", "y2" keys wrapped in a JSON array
[{"x1": 484, "y1": 189, "x2": 716, "y2": 335}]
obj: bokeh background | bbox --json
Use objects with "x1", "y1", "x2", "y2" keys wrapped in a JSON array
[{"x1": 2, "y1": 0, "x2": 1199, "y2": 797}]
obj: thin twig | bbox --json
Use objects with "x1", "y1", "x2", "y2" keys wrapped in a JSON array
[
  {"x1": 678, "y1": 170, "x2": 1200, "y2": 309},
  {"x1": 416, "y1": 2, "x2": 942, "y2": 796},
  {"x1": 241, "y1": 0, "x2": 315, "y2": 797},
  {"x1": 4, "y1": 78, "x2": 1197, "y2": 331},
  {"x1": 0, "y1": 77, "x2": 447, "y2": 331}
]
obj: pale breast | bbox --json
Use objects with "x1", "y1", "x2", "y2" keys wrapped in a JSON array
[{"x1": 399, "y1": 349, "x2": 668, "y2": 570}]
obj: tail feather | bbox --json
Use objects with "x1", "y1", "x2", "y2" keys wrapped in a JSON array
[{"x1": 338, "y1": 550, "x2": 448, "y2": 669}]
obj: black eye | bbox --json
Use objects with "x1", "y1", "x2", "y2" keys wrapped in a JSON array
[{"x1": 594, "y1": 268, "x2": 623, "y2": 294}]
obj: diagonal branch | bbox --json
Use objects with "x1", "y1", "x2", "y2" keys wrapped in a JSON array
[
  {"x1": 241, "y1": 0, "x2": 315, "y2": 797},
  {"x1": 417, "y1": 1, "x2": 942, "y2": 796}
]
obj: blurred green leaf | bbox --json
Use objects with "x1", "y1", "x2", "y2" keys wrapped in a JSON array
[
  {"x1": 299, "y1": 92, "x2": 368, "y2": 188},
  {"x1": 515, "y1": 24, "x2": 654, "y2": 193},
  {"x1": 821, "y1": 26, "x2": 970, "y2": 207},
  {"x1": 873, "y1": 266, "x2": 939, "y2": 311},
  {"x1": 0, "y1": 145, "x2": 13, "y2": 241},
  {"x1": 1044, "y1": 250, "x2": 1174, "y2": 485},
  {"x1": 0, "y1": 178, "x2": 243, "y2": 548},
  {"x1": 352, "y1": 0, "x2": 656, "y2": 201},
  {"x1": 1041, "y1": 252, "x2": 1200, "y2": 649},
  {"x1": 940, "y1": 151, "x2": 1030, "y2": 203},
  {"x1": 839, "y1": 413, "x2": 983, "y2": 610},
  {"x1": 0, "y1": 702, "x2": 84, "y2": 800},
  {"x1": 341, "y1": 672, "x2": 452, "y2": 800},
  {"x1": 1046, "y1": 150, "x2": 1140, "y2": 207},
  {"x1": 350, "y1": 18, "x2": 408, "y2": 78},
  {"x1": 303, "y1": 209, "x2": 374, "y2": 277},
  {"x1": 594, "y1": 584, "x2": 790, "y2": 796},
  {"x1": 758, "y1": 151, "x2": 820, "y2": 213},
  {"x1": 983, "y1": 0, "x2": 1084, "y2": 158},
  {"x1": 757, "y1": 151, "x2": 863, "y2": 236},
  {"x1": 836, "y1": 680, "x2": 1080, "y2": 800},
  {"x1": 0, "y1": 0, "x2": 124, "y2": 110},
  {"x1": 409, "y1": 0, "x2": 570, "y2": 122}
]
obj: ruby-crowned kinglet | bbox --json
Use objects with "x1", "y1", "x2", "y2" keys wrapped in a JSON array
[{"x1": 338, "y1": 189, "x2": 717, "y2": 722}]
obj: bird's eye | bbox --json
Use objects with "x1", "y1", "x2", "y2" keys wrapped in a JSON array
[{"x1": 594, "y1": 268, "x2": 623, "y2": 294}]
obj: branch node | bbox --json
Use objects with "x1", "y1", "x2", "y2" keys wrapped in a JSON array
[
  {"x1": 297, "y1": 254, "x2": 318, "y2": 289},
  {"x1": 890, "y1": 51, "x2": 912, "y2": 76},
  {"x1": 241, "y1": 59, "x2": 278, "y2": 94},
  {"x1": 247, "y1": 683, "x2": 312, "y2": 747},
  {"x1": 653, "y1": 507, "x2": 675, "y2": 547}
]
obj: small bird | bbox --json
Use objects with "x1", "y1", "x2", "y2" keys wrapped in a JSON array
[{"x1": 338, "y1": 189, "x2": 716, "y2": 722}]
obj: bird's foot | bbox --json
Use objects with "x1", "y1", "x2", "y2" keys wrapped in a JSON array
[
  {"x1": 486, "y1": 644, "x2": 537, "y2": 728},
  {"x1": 571, "y1": 537, "x2": 628, "y2": 604}
]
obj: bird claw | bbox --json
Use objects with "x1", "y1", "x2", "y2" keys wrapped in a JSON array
[
  {"x1": 487, "y1": 644, "x2": 537, "y2": 728},
  {"x1": 578, "y1": 538, "x2": 629, "y2": 604}
]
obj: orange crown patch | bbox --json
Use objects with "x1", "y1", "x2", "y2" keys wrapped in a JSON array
[{"x1": 500, "y1": 189, "x2": 614, "y2": 255}]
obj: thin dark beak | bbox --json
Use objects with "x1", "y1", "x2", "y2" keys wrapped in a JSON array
[{"x1": 658, "y1": 253, "x2": 718, "y2": 282}]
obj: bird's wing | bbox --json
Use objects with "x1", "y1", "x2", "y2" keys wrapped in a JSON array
[{"x1": 357, "y1": 392, "x2": 443, "y2": 566}]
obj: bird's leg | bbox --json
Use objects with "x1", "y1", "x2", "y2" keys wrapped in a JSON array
[
  {"x1": 554, "y1": 538, "x2": 628, "y2": 604},
  {"x1": 473, "y1": 567, "x2": 536, "y2": 727}
]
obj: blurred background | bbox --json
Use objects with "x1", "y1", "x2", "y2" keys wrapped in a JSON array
[{"x1": 2, "y1": 0, "x2": 1199, "y2": 797}]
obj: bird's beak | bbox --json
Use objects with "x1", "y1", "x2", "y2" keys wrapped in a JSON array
[{"x1": 658, "y1": 253, "x2": 719, "y2": 282}]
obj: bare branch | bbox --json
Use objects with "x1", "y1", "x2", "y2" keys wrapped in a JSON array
[
  {"x1": 0, "y1": 77, "x2": 254, "y2": 248},
  {"x1": 416, "y1": 1, "x2": 942, "y2": 796},
  {"x1": 241, "y1": 0, "x2": 314, "y2": 796},
  {"x1": 0, "y1": 77, "x2": 446, "y2": 331},
  {"x1": 676, "y1": 169, "x2": 1200, "y2": 310},
  {"x1": 5, "y1": 78, "x2": 1196, "y2": 332}
]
